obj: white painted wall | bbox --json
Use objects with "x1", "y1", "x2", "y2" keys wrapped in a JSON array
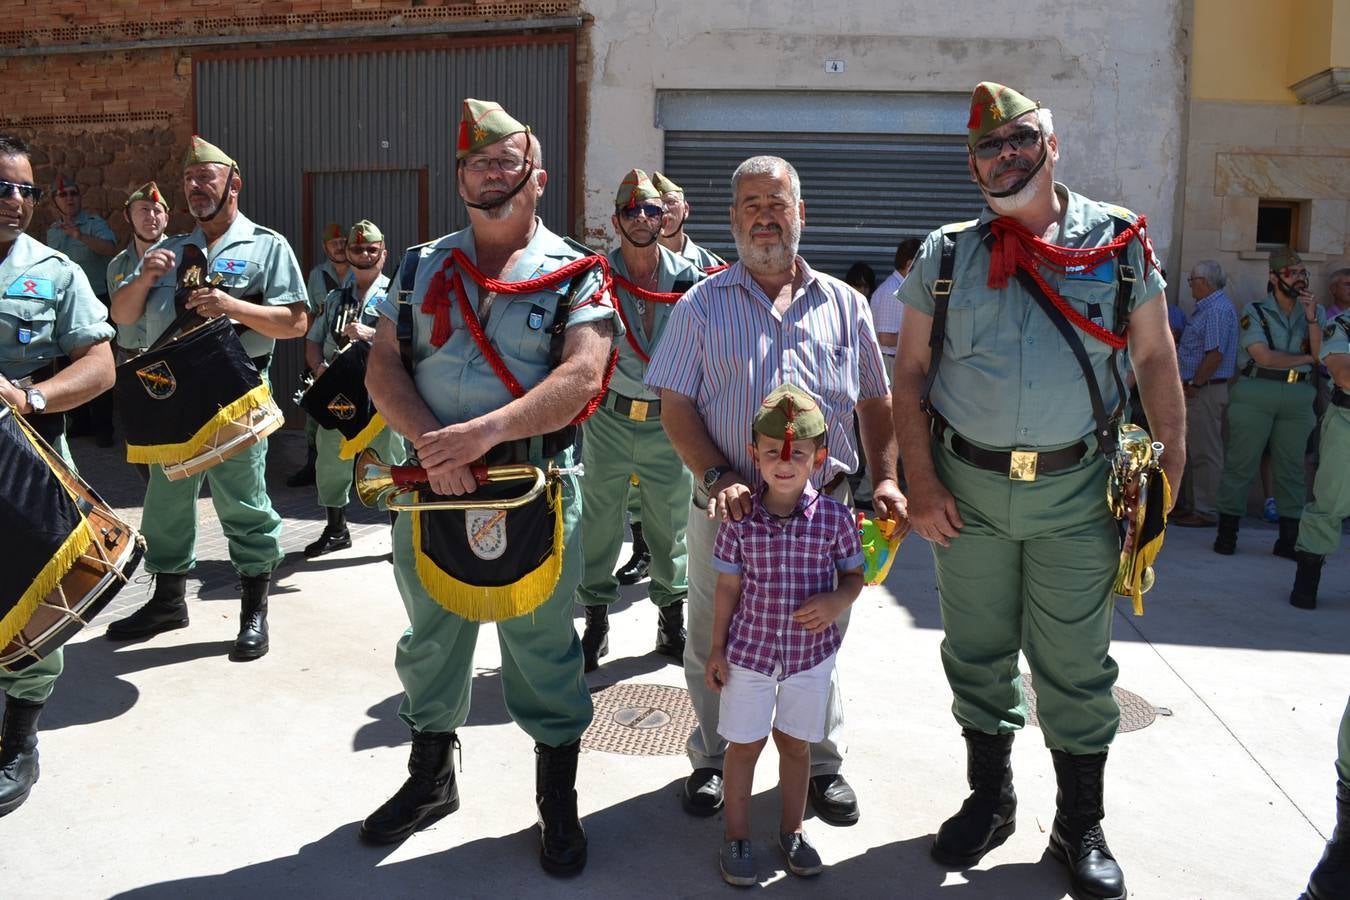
[{"x1": 579, "y1": 1, "x2": 1187, "y2": 262}]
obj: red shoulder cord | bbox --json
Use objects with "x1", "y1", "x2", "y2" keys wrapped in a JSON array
[
  {"x1": 609, "y1": 272, "x2": 685, "y2": 363},
  {"x1": 986, "y1": 215, "x2": 1154, "y2": 351},
  {"x1": 420, "y1": 247, "x2": 619, "y2": 425}
]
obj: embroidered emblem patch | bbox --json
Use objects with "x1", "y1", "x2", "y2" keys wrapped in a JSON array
[
  {"x1": 1240, "y1": 314, "x2": 1251, "y2": 330},
  {"x1": 136, "y1": 360, "x2": 177, "y2": 399},
  {"x1": 7, "y1": 277, "x2": 54, "y2": 300},
  {"x1": 465, "y1": 508, "x2": 507, "y2": 561},
  {"x1": 528, "y1": 308, "x2": 544, "y2": 330},
  {"x1": 211, "y1": 257, "x2": 248, "y2": 275},
  {"x1": 326, "y1": 394, "x2": 357, "y2": 421}
]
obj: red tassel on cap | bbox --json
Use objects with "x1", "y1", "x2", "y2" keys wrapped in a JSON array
[
  {"x1": 457, "y1": 119, "x2": 470, "y2": 154},
  {"x1": 780, "y1": 400, "x2": 795, "y2": 461}
]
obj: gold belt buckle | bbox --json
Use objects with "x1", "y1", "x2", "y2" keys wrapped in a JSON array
[
  {"x1": 1009, "y1": 450, "x2": 1039, "y2": 482},
  {"x1": 1286, "y1": 369, "x2": 1299, "y2": 384},
  {"x1": 628, "y1": 399, "x2": 649, "y2": 422}
]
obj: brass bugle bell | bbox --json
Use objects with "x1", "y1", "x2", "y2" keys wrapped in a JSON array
[{"x1": 355, "y1": 447, "x2": 578, "y2": 511}]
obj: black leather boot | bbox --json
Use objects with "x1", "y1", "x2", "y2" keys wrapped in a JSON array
[
  {"x1": 580, "y1": 605, "x2": 609, "y2": 673},
  {"x1": 360, "y1": 730, "x2": 460, "y2": 844},
  {"x1": 0, "y1": 697, "x2": 43, "y2": 817},
  {"x1": 1273, "y1": 516, "x2": 1300, "y2": 560},
  {"x1": 931, "y1": 729, "x2": 1017, "y2": 867},
  {"x1": 536, "y1": 740, "x2": 587, "y2": 876},
  {"x1": 616, "y1": 521, "x2": 650, "y2": 585},
  {"x1": 1290, "y1": 551, "x2": 1325, "y2": 610},
  {"x1": 1307, "y1": 782, "x2": 1350, "y2": 900},
  {"x1": 229, "y1": 573, "x2": 270, "y2": 662},
  {"x1": 655, "y1": 601, "x2": 686, "y2": 659},
  {"x1": 1047, "y1": 749, "x2": 1126, "y2": 900},
  {"x1": 1213, "y1": 513, "x2": 1239, "y2": 556},
  {"x1": 105, "y1": 573, "x2": 189, "y2": 639},
  {"x1": 286, "y1": 443, "x2": 317, "y2": 487},
  {"x1": 305, "y1": 506, "x2": 352, "y2": 558}
]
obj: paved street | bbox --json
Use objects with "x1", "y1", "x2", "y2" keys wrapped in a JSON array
[{"x1": 1, "y1": 428, "x2": 1345, "y2": 899}]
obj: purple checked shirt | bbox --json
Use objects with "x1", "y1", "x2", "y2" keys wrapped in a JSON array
[
  {"x1": 712, "y1": 484, "x2": 865, "y2": 680},
  {"x1": 644, "y1": 258, "x2": 890, "y2": 487}
]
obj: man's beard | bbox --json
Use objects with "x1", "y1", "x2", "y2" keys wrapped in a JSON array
[
  {"x1": 187, "y1": 191, "x2": 222, "y2": 219},
  {"x1": 350, "y1": 257, "x2": 380, "y2": 270},
  {"x1": 733, "y1": 218, "x2": 800, "y2": 275},
  {"x1": 983, "y1": 155, "x2": 1049, "y2": 214}
]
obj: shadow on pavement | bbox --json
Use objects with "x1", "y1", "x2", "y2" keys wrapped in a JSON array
[{"x1": 352, "y1": 668, "x2": 513, "y2": 752}]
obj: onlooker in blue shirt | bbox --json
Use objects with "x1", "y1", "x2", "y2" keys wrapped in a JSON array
[{"x1": 1174, "y1": 259, "x2": 1239, "y2": 526}]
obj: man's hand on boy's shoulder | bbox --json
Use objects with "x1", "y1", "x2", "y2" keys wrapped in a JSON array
[
  {"x1": 707, "y1": 474, "x2": 754, "y2": 522},
  {"x1": 705, "y1": 649, "x2": 730, "y2": 693}
]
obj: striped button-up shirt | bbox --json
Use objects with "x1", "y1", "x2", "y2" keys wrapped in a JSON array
[
  {"x1": 712, "y1": 484, "x2": 865, "y2": 679},
  {"x1": 1176, "y1": 288, "x2": 1239, "y2": 381},
  {"x1": 644, "y1": 257, "x2": 890, "y2": 486}
]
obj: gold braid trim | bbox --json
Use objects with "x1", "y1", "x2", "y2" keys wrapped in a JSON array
[
  {"x1": 0, "y1": 517, "x2": 92, "y2": 650},
  {"x1": 338, "y1": 412, "x2": 386, "y2": 461},
  {"x1": 125, "y1": 383, "x2": 273, "y2": 465}
]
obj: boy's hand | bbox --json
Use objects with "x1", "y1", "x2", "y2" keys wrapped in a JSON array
[
  {"x1": 705, "y1": 650, "x2": 730, "y2": 693},
  {"x1": 793, "y1": 592, "x2": 851, "y2": 634}
]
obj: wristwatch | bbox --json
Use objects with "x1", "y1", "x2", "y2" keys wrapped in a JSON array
[
  {"x1": 702, "y1": 465, "x2": 733, "y2": 492},
  {"x1": 25, "y1": 387, "x2": 46, "y2": 414}
]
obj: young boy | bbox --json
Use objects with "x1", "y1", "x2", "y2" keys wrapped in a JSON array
[{"x1": 705, "y1": 383, "x2": 865, "y2": 886}]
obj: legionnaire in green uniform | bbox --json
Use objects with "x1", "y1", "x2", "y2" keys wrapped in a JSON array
[
  {"x1": 289, "y1": 222, "x2": 351, "y2": 488},
  {"x1": 361, "y1": 99, "x2": 620, "y2": 875},
  {"x1": 654, "y1": 171, "x2": 727, "y2": 272},
  {"x1": 0, "y1": 135, "x2": 116, "y2": 816},
  {"x1": 893, "y1": 83, "x2": 1185, "y2": 899},
  {"x1": 302, "y1": 219, "x2": 403, "y2": 558},
  {"x1": 107, "y1": 182, "x2": 174, "y2": 356},
  {"x1": 104, "y1": 135, "x2": 308, "y2": 661},
  {"x1": 576, "y1": 169, "x2": 702, "y2": 671},
  {"x1": 1302, "y1": 696, "x2": 1350, "y2": 899},
  {"x1": 1289, "y1": 310, "x2": 1350, "y2": 609},
  {"x1": 1214, "y1": 249, "x2": 1324, "y2": 558}
]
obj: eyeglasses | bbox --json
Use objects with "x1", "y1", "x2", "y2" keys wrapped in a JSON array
[
  {"x1": 462, "y1": 155, "x2": 528, "y2": 176},
  {"x1": 972, "y1": 127, "x2": 1043, "y2": 160},
  {"x1": 0, "y1": 181, "x2": 43, "y2": 202},
  {"x1": 619, "y1": 203, "x2": 664, "y2": 221},
  {"x1": 57, "y1": 188, "x2": 80, "y2": 198},
  {"x1": 1280, "y1": 268, "x2": 1309, "y2": 280}
]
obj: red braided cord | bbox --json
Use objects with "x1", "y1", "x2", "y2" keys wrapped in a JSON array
[
  {"x1": 704, "y1": 263, "x2": 729, "y2": 275},
  {"x1": 609, "y1": 288, "x2": 650, "y2": 364},
  {"x1": 987, "y1": 216, "x2": 1149, "y2": 350},
  {"x1": 610, "y1": 272, "x2": 683, "y2": 305}
]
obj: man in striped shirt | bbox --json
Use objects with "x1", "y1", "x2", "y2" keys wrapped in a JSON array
[{"x1": 646, "y1": 155, "x2": 905, "y2": 826}]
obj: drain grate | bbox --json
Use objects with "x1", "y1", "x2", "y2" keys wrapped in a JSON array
[
  {"x1": 1022, "y1": 674, "x2": 1157, "y2": 733},
  {"x1": 582, "y1": 683, "x2": 696, "y2": 756}
]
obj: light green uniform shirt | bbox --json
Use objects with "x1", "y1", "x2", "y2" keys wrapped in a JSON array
[
  {"x1": 1237, "y1": 296, "x2": 1325, "y2": 374},
  {"x1": 107, "y1": 237, "x2": 179, "y2": 351},
  {"x1": 374, "y1": 220, "x2": 622, "y2": 426},
  {"x1": 606, "y1": 245, "x2": 703, "y2": 401},
  {"x1": 1321, "y1": 312, "x2": 1350, "y2": 365},
  {"x1": 306, "y1": 259, "x2": 345, "y2": 317},
  {"x1": 0, "y1": 233, "x2": 114, "y2": 380},
  {"x1": 46, "y1": 210, "x2": 115, "y2": 296},
  {"x1": 131, "y1": 212, "x2": 306, "y2": 360},
  {"x1": 307, "y1": 270, "x2": 390, "y2": 363},
  {"x1": 676, "y1": 235, "x2": 725, "y2": 272},
  {"x1": 898, "y1": 183, "x2": 1166, "y2": 449}
]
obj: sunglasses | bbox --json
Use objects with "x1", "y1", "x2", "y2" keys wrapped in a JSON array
[
  {"x1": 620, "y1": 203, "x2": 664, "y2": 221},
  {"x1": 0, "y1": 180, "x2": 43, "y2": 202},
  {"x1": 972, "y1": 127, "x2": 1043, "y2": 160},
  {"x1": 347, "y1": 244, "x2": 381, "y2": 255}
]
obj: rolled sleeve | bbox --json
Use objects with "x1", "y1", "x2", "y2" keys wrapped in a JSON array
[
  {"x1": 55, "y1": 265, "x2": 114, "y2": 354},
  {"x1": 261, "y1": 240, "x2": 307, "y2": 307},
  {"x1": 712, "y1": 519, "x2": 742, "y2": 574},
  {"x1": 564, "y1": 268, "x2": 624, "y2": 338}
]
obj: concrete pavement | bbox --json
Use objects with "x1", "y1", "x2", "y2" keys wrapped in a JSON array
[{"x1": 1, "y1": 429, "x2": 1345, "y2": 899}]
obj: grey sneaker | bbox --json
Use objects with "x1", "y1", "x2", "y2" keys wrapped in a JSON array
[
  {"x1": 720, "y1": 839, "x2": 756, "y2": 886},
  {"x1": 779, "y1": 831, "x2": 823, "y2": 877}
]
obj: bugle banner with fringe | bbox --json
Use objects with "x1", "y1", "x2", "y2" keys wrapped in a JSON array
[
  {"x1": 299, "y1": 339, "x2": 384, "y2": 458},
  {"x1": 0, "y1": 406, "x2": 91, "y2": 651},
  {"x1": 115, "y1": 315, "x2": 272, "y2": 465},
  {"x1": 412, "y1": 476, "x2": 564, "y2": 623}
]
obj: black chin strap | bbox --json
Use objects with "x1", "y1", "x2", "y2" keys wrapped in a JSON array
[
  {"x1": 462, "y1": 160, "x2": 534, "y2": 211},
  {"x1": 660, "y1": 209, "x2": 687, "y2": 239},
  {"x1": 618, "y1": 215, "x2": 659, "y2": 249},
  {"x1": 980, "y1": 145, "x2": 1048, "y2": 200},
  {"x1": 1275, "y1": 277, "x2": 1307, "y2": 299},
  {"x1": 192, "y1": 164, "x2": 238, "y2": 223}
]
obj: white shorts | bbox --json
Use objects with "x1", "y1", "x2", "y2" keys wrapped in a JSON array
[{"x1": 716, "y1": 654, "x2": 836, "y2": 745}]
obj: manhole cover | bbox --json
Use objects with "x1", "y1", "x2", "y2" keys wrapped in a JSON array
[
  {"x1": 1022, "y1": 674, "x2": 1156, "y2": 733},
  {"x1": 582, "y1": 683, "x2": 695, "y2": 756}
]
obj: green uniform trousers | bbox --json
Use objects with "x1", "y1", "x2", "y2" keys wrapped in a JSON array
[
  {"x1": 576, "y1": 405, "x2": 691, "y2": 608},
  {"x1": 315, "y1": 425, "x2": 404, "y2": 509},
  {"x1": 1217, "y1": 378, "x2": 1316, "y2": 518},
  {"x1": 1337, "y1": 695, "x2": 1350, "y2": 787},
  {"x1": 933, "y1": 440, "x2": 1120, "y2": 755},
  {"x1": 0, "y1": 435, "x2": 76, "y2": 703},
  {"x1": 391, "y1": 465, "x2": 592, "y2": 746},
  {"x1": 627, "y1": 478, "x2": 642, "y2": 526},
  {"x1": 141, "y1": 432, "x2": 283, "y2": 577},
  {"x1": 1296, "y1": 407, "x2": 1350, "y2": 556}
]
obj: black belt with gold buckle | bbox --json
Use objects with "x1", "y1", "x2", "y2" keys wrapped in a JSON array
[
  {"x1": 949, "y1": 432, "x2": 1089, "y2": 482},
  {"x1": 1247, "y1": 366, "x2": 1308, "y2": 384},
  {"x1": 1332, "y1": 388, "x2": 1350, "y2": 410},
  {"x1": 482, "y1": 427, "x2": 576, "y2": 466},
  {"x1": 604, "y1": 391, "x2": 660, "y2": 422}
]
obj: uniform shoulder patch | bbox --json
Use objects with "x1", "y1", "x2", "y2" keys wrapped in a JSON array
[
  {"x1": 1104, "y1": 203, "x2": 1138, "y2": 223},
  {"x1": 1240, "y1": 314, "x2": 1251, "y2": 330},
  {"x1": 940, "y1": 219, "x2": 979, "y2": 235},
  {"x1": 1325, "y1": 322, "x2": 1338, "y2": 341}
]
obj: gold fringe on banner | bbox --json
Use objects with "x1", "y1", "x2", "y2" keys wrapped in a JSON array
[
  {"x1": 339, "y1": 412, "x2": 387, "y2": 461},
  {"x1": 125, "y1": 383, "x2": 273, "y2": 465},
  {"x1": 411, "y1": 482, "x2": 564, "y2": 623},
  {"x1": 0, "y1": 517, "x2": 92, "y2": 649}
]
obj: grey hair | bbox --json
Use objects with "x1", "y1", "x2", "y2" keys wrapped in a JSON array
[
  {"x1": 731, "y1": 156, "x2": 800, "y2": 202},
  {"x1": 1329, "y1": 267, "x2": 1350, "y2": 283},
  {"x1": 1192, "y1": 259, "x2": 1226, "y2": 288},
  {"x1": 1036, "y1": 108, "x2": 1054, "y2": 136}
]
